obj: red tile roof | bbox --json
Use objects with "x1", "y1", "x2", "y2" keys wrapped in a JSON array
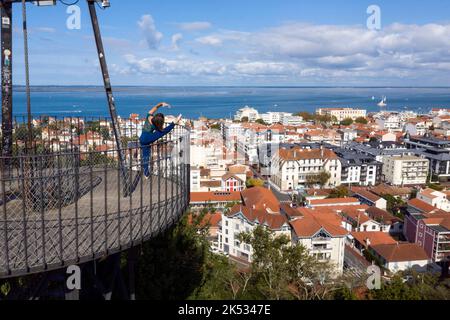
[
  {"x1": 241, "y1": 187, "x2": 279, "y2": 212},
  {"x1": 278, "y1": 147, "x2": 338, "y2": 161},
  {"x1": 366, "y1": 207, "x2": 402, "y2": 224},
  {"x1": 309, "y1": 197, "x2": 360, "y2": 207},
  {"x1": 228, "y1": 204, "x2": 288, "y2": 231},
  {"x1": 351, "y1": 231, "x2": 397, "y2": 247},
  {"x1": 408, "y1": 198, "x2": 441, "y2": 214},
  {"x1": 190, "y1": 191, "x2": 241, "y2": 203},
  {"x1": 290, "y1": 215, "x2": 348, "y2": 238},
  {"x1": 371, "y1": 243, "x2": 429, "y2": 263}
]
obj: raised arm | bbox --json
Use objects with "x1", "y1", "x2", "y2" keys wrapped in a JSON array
[
  {"x1": 147, "y1": 102, "x2": 170, "y2": 121},
  {"x1": 147, "y1": 115, "x2": 182, "y2": 143}
]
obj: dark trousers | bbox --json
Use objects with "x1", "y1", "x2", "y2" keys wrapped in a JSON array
[{"x1": 140, "y1": 132, "x2": 153, "y2": 177}]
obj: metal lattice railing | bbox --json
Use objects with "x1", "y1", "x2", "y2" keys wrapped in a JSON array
[{"x1": 0, "y1": 116, "x2": 190, "y2": 278}]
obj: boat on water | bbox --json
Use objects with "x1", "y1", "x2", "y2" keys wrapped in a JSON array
[{"x1": 377, "y1": 96, "x2": 387, "y2": 108}]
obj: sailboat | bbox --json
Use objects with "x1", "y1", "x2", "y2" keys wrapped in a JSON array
[{"x1": 377, "y1": 96, "x2": 387, "y2": 108}]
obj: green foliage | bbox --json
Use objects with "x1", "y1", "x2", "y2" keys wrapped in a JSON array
[
  {"x1": 306, "y1": 171, "x2": 331, "y2": 187},
  {"x1": 209, "y1": 124, "x2": 221, "y2": 130},
  {"x1": 382, "y1": 194, "x2": 405, "y2": 218},
  {"x1": 241, "y1": 117, "x2": 249, "y2": 123},
  {"x1": 239, "y1": 227, "x2": 336, "y2": 300},
  {"x1": 136, "y1": 213, "x2": 210, "y2": 300},
  {"x1": 427, "y1": 183, "x2": 444, "y2": 191},
  {"x1": 340, "y1": 118, "x2": 354, "y2": 126},
  {"x1": 355, "y1": 117, "x2": 368, "y2": 124},
  {"x1": 294, "y1": 112, "x2": 334, "y2": 124},
  {"x1": 13, "y1": 124, "x2": 42, "y2": 141},
  {"x1": 333, "y1": 286, "x2": 358, "y2": 300},
  {"x1": 255, "y1": 119, "x2": 268, "y2": 125},
  {"x1": 246, "y1": 178, "x2": 265, "y2": 188},
  {"x1": 328, "y1": 186, "x2": 349, "y2": 198},
  {"x1": 368, "y1": 270, "x2": 450, "y2": 300}
]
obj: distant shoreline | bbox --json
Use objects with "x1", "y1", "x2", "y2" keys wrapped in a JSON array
[{"x1": 11, "y1": 85, "x2": 450, "y2": 89}]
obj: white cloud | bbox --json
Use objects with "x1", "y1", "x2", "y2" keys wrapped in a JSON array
[
  {"x1": 120, "y1": 21, "x2": 450, "y2": 85},
  {"x1": 196, "y1": 35, "x2": 223, "y2": 46},
  {"x1": 138, "y1": 14, "x2": 163, "y2": 50},
  {"x1": 177, "y1": 21, "x2": 212, "y2": 32},
  {"x1": 171, "y1": 33, "x2": 183, "y2": 51}
]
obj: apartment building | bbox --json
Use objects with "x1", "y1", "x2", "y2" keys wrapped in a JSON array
[
  {"x1": 289, "y1": 207, "x2": 348, "y2": 274},
  {"x1": 218, "y1": 187, "x2": 291, "y2": 262},
  {"x1": 316, "y1": 108, "x2": 367, "y2": 122},
  {"x1": 382, "y1": 155, "x2": 429, "y2": 186},
  {"x1": 271, "y1": 147, "x2": 342, "y2": 191},
  {"x1": 417, "y1": 188, "x2": 450, "y2": 212},
  {"x1": 375, "y1": 114, "x2": 404, "y2": 132},
  {"x1": 234, "y1": 106, "x2": 260, "y2": 122},
  {"x1": 404, "y1": 135, "x2": 450, "y2": 182},
  {"x1": 335, "y1": 150, "x2": 382, "y2": 186},
  {"x1": 404, "y1": 208, "x2": 450, "y2": 263}
]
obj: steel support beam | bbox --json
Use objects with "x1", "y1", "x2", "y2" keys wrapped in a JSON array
[
  {"x1": 1, "y1": 1, "x2": 13, "y2": 159},
  {"x1": 87, "y1": 0, "x2": 131, "y2": 195}
]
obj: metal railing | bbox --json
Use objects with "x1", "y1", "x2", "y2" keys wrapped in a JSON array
[{"x1": 0, "y1": 116, "x2": 190, "y2": 278}]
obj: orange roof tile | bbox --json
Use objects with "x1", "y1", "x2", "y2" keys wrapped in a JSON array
[
  {"x1": 190, "y1": 191, "x2": 241, "y2": 203},
  {"x1": 309, "y1": 197, "x2": 360, "y2": 207},
  {"x1": 351, "y1": 231, "x2": 397, "y2": 247},
  {"x1": 371, "y1": 243, "x2": 429, "y2": 262}
]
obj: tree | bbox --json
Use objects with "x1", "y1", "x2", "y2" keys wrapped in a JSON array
[
  {"x1": 246, "y1": 178, "x2": 265, "y2": 188},
  {"x1": 241, "y1": 116, "x2": 249, "y2": 123},
  {"x1": 210, "y1": 124, "x2": 221, "y2": 130},
  {"x1": 136, "y1": 213, "x2": 210, "y2": 300},
  {"x1": 328, "y1": 186, "x2": 349, "y2": 198},
  {"x1": 340, "y1": 118, "x2": 354, "y2": 126},
  {"x1": 255, "y1": 119, "x2": 268, "y2": 125},
  {"x1": 427, "y1": 183, "x2": 444, "y2": 191},
  {"x1": 355, "y1": 117, "x2": 368, "y2": 124},
  {"x1": 382, "y1": 194, "x2": 405, "y2": 218},
  {"x1": 306, "y1": 171, "x2": 331, "y2": 188},
  {"x1": 13, "y1": 124, "x2": 42, "y2": 141},
  {"x1": 239, "y1": 226, "x2": 336, "y2": 300}
]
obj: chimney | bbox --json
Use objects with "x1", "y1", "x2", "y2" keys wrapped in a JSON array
[
  {"x1": 365, "y1": 238, "x2": 371, "y2": 247},
  {"x1": 253, "y1": 205, "x2": 256, "y2": 210}
]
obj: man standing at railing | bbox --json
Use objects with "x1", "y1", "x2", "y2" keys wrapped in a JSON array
[{"x1": 140, "y1": 102, "x2": 182, "y2": 179}]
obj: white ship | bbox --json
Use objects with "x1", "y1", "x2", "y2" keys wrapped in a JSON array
[{"x1": 377, "y1": 96, "x2": 387, "y2": 108}]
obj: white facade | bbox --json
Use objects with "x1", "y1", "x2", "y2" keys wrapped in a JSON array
[
  {"x1": 316, "y1": 108, "x2": 367, "y2": 122},
  {"x1": 271, "y1": 148, "x2": 342, "y2": 191},
  {"x1": 382, "y1": 155, "x2": 429, "y2": 186},
  {"x1": 417, "y1": 189, "x2": 450, "y2": 212},
  {"x1": 234, "y1": 106, "x2": 260, "y2": 122},
  {"x1": 291, "y1": 229, "x2": 346, "y2": 275},
  {"x1": 218, "y1": 212, "x2": 291, "y2": 262}
]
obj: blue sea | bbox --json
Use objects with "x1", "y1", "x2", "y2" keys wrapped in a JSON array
[{"x1": 8, "y1": 86, "x2": 450, "y2": 120}]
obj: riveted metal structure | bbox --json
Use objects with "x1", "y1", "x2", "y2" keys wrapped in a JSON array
[
  {"x1": 0, "y1": 116, "x2": 190, "y2": 279},
  {"x1": 0, "y1": 0, "x2": 191, "y2": 299}
]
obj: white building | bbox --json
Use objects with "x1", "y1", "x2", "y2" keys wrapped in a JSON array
[
  {"x1": 218, "y1": 187, "x2": 291, "y2": 262},
  {"x1": 282, "y1": 115, "x2": 304, "y2": 126},
  {"x1": 271, "y1": 147, "x2": 342, "y2": 191},
  {"x1": 370, "y1": 243, "x2": 430, "y2": 273},
  {"x1": 316, "y1": 108, "x2": 367, "y2": 122},
  {"x1": 234, "y1": 106, "x2": 260, "y2": 122},
  {"x1": 382, "y1": 155, "x2": 429, "y2": 186},
  {"x1": 375, "y1": 114, "x2": 403, "y2": 132},
  {"x1": 417, "y1": 188, "x2": 450, "y2": 212},
  {"x1": 290, "y1": 208, "x2": 348, "y2": 275}
]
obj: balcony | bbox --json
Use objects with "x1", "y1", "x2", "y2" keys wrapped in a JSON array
[{"x1": 0, "y1": 117, "x2": 190, "y2": 278}]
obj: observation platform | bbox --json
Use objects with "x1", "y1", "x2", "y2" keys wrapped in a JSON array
[{"x1": 0, "y1": 120, "x2": 190, "y2": 278}]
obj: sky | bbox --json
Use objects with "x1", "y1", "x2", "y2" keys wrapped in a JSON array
[{"x1": 8, "y1": 0, "x2": 450, "y2": 86}]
